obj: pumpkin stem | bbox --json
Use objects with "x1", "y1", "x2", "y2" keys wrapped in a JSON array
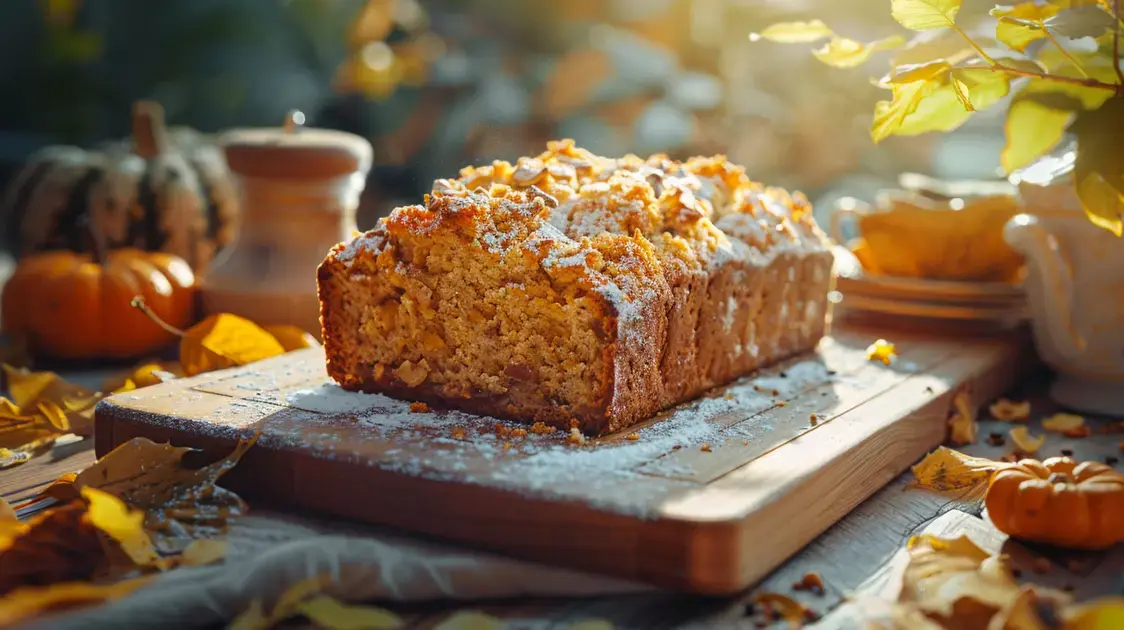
[
  {"x1": 131, "y1": 296, "x2": 187, "y2": 338},
  {"x1": 131, "y1": 100, "x2": 169, "y2": 160}
]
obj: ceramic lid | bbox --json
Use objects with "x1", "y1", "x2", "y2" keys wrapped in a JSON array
[{"x1": 221, "y1": 110, "x2": 373, "y2": 180}]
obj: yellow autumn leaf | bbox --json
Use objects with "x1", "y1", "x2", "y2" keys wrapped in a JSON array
[
  {"x1": 1002, "y1": 97, "x2": 1074, "y2": 173},
  {"x1": 3, "y1": 364, "x2": 61, "y2": 409},
  {"x1": 229, "y1": 577, "x2": 324, "y2": 630},
  {"x1": 1042, "y1": 412, "x2": 1087, "y2": 433},
  {"x1": 0, "y1": 519, "x2": 29, "y2": 555},
  {"x1": 889, "y1": 533, "x2": 1110, "y2": 627},
  {"x1": 131, "y1": 298, "x2": 287, "y2": 377},
  {"x1": 179, "y1": 538, "x2": 228, "y2": 567},
  {"x1": 813, "y1": 35, "x2": 906, "y2": 68},
  {"x1": 296, "y1": 595, "x2": 403, "y2": 630},
  {"x1": 894, "y1": 68, "x2": 1010, "y2": 136},
  {"x1": 1076, "y1": 170, "x2": 1124, "y2": 236},
  {"x1": 36, "y1": 400, "x2": 70, "y2": 432},
  {"x1": 891, "y1": 0, "x2": 963, "y2": 31},
  {"x1": 102, "y1": 361, "x2": 184, "y2": 393},
  {"x1": 40, "y1": 471, "x2": 79, "y2": 503},
  {"x1": 950, "y1": 73, "x2": 973, "y2": 110},
  {"x1": 112, "y1": 379, "x2": 137, "y2": 395},
  {"x1": 0, "y1": 496, "x2": 21, "y2": 557},
  {"x1": 262, "y1": 325, "x2": 321, "y2": 352},
  {"x1": 0, "y1": 497, "x2": 15, "y2": 522},
  {"x1": 1009, "y1": 426, "x2": 1045, "y2": 454},
  {"x1": 910, "y1": 446, "x2": 1008, "y2": 492},
  {"x1": 434, "y1": 611, "x2": 504, "y2": 630},
  {"x1": 888, "y1": 60, "x2": 952, "y2": 84},
  {"x1": 1072, "y1": 100, "x2": 1124, "y2": 236},
  {"x1": 0, "y1": 398, "x2": 22, "y2": 418},
  {"x1": 227, "y1": 599, "x2": 269, "y2": 630},
  {"x1": 872, "y1": 79, "x2": 938, "y2": 142},
  {"x1": 754, "y1": 593, "x2": 811, "y2": 623},
  {"x1": 68, "y1": 435, "x2": 255, "y2": 556},
  {"x1": 0, "y1": 365, "x2": 104, "y2": 461},
  {"x1": 179, "y1": 314, "x2": 287, "y2": 376},
  {"x1": 947, "y1": 391, "x2": 978, "y2": 446},
  {"x1": 1033, "y1": 50, "x2": 1120, "y2": 110},
  {"x1": 989, "y1": 398, "x2": 1031, "y2": 421},
  {"x1": 866, "y1": 339, "x2": 898, "y2": 365},
  {"x1": 898, "y1": 534, "x2": 1028, "y2": 627},
  {"x1": 2, "y1": 364, "x2": 102, "y2": 438},
  {"x1": 991, "y1": 2, "x2": 1059, "y2": 52},
  {"x1": 124, "y1": 363, "x2": 173, "y2": 389},
  {"x1": 81, "y1": 486, "x2": 162, "y2": 568},
  {"x1": 0, "y1": 577, "x2": 154, "y2": 627},
  {"x1": 751, "y1": 20, "x2": 834, "y2": 43},
  {"x1": 1064, "y1": 596, "x2": 1124, "y2": 629},
  {"x1": 0, "y1": 434, "x2": 57, "y2": 469}
]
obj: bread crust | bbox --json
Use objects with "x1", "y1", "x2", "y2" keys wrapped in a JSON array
[{"x1": 318, "y1": 140, "x2": 833, "y2": 435}]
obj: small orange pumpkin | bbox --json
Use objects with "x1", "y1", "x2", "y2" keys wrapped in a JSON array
[
  {"x1": 986, "y1": 456, "x2": 1124, "y2": 550},
  {"x1": 1, "y1": 242, "x2": 196, "y2": 360}
]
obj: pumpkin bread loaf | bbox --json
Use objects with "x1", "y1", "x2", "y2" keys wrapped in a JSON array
[{"x1": 318, "y1": 140, "x2": 834, "y2": 435}]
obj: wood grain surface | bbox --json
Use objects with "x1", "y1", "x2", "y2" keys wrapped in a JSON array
[{"x1": 93, "y1": 324, "x2": 1035, "y2": 594}]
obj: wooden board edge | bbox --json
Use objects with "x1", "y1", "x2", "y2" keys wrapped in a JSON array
[
  {"x1": 96, "y1": 403, "x2": 693, "y2": 588},
  {"x1": 658, "y1": 335, "x2": 1036, "y2": 594},
  {"x1": 91, "y1": 333, "x2": 1039, "y2": 595}
]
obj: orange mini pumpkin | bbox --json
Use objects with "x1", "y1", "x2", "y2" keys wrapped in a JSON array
[
  {"x1": 986, "y1": 456, "x2": 1124, "y2": 550},
  {"x1": 1, "y1": 246, "x2": 196, "y2": 360}
]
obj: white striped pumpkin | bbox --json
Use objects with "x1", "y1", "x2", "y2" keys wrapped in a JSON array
[{"x1": 2, "y1": 101, "x2": 239, "y2": 274}]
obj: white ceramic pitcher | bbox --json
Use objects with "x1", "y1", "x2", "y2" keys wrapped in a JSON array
[{"x1": 1004, "y1": 152, "x2": 1124, "y2": 416}]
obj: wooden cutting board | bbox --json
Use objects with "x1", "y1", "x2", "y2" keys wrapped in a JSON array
[{"x1": 94, "y1": 324, "x2": 1034, "y2": 594}]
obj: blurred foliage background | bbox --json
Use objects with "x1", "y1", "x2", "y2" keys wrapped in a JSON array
[{"x1": 0, "y1": 0, "x2": 1009, "y2": 231}]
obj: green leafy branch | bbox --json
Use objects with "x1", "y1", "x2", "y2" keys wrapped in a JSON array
[{"x1": 753, "y1": 0, "x2": 1124, "y2": 235}]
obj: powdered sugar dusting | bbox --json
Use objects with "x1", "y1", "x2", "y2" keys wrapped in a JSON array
[
  {"x1": 287, "y1": 383, "x2": 410, "y2": 414},
  {"x1": 275, "y1": 358, "x2": 834, "y2": 517},
  {"x1": 335, "y1": 236, "x2": 365, "y2": 262}
]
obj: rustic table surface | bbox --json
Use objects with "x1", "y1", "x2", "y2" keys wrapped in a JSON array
[{"x1": 3, "y1": 352, "x2": 1123, "y2": 629}]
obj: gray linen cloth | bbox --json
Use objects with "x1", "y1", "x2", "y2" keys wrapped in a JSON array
[{"x1": 22, "y1": 514, "x2": 653, "y2": 630}]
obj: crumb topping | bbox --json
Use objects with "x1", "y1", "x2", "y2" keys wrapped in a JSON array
[
  {"x1": 329, "y1": 141, "x2": 828, "y2": 347},
  {"x1": 335, "y1": 139, "x2": 826, "y2": 267}
]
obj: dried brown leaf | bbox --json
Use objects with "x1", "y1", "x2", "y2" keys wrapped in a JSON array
[
  {"x1": 0, "y1": 502, "x2": 107, "y2": 596},
  {"x1": 989, "y1": 399, "x2": 1031, "y2": 422},
  {"x1": 72, "y1": 436, "x2": 256, "y2": 554},
  {"x1": 1008, "y1": 427, "x2": 1045, "y2": 455},
  {"x1": 754, "y1": 591, "x2": 812, "y2": 623},
  {"x1": 898, "y1": 534, "x2": 1028, "y2": 628}
]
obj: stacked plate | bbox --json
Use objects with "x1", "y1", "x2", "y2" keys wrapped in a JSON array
[{"x1": 830, "y1": 247, "x2": 1028, "y2": 330}]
